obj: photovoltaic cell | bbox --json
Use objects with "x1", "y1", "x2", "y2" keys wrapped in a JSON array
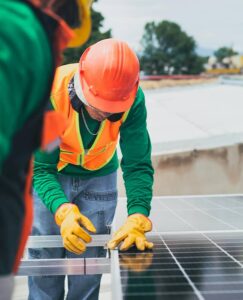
[
  {"x1": 119, "y1": 233, "x2": 243, "y2": 299},
  {"x1": 113, "y1": 195, "x2": 243, "y2": 299}
]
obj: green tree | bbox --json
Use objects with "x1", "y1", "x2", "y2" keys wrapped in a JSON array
[
  {"x1": 139, "y1": 20, "x2": 205, "y2": 75},
  {"x1": 62, "y1": 1, "x2": 112, "y2": 65},
  {"x1": 214, "y1": 47, "x2": 238, "y2": 63}
]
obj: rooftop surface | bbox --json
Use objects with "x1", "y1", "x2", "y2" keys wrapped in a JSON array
[{"x1": 145, "y1": 83, "x2": 243, "y2": 154}]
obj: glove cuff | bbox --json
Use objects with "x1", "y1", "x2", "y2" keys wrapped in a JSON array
[
  {"x1": 128, "y1": 213, "x2": 152, "y2": 232},
  {"x1": 55, "y1": 203, "x2": 76, "y2": 226}
]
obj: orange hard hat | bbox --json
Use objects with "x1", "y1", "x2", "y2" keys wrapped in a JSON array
[{"x1": 74, "y1": 38, "x2": 140, "y2": 113}]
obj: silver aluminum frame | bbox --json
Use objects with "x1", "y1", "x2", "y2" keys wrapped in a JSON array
[
  {"x1": 27, "y1": 234, "x2": 109, "y2": 248},
  {"x1": 18, "y1": 235, "x2": 111, "y2": 276},
  {"x1": 111, "y1": 249, "x2": 122, "y2": 300},
  {"x1": 18, "y1": 257, "x2": 110, "y2": 276}
]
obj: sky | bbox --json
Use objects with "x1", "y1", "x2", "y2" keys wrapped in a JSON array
[{"x1": 93, "y1": 0, "x2": 243, "y2": 54}]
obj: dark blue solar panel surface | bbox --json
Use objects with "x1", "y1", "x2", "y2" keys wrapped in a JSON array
[
  {"x1": 120, "y1": 233, "x2": 243, "y2": 299},
  {"x1": 115, "y1": 196, "x2": 243, "y2": 300}
]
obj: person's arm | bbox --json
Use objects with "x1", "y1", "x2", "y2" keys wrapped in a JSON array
[
  {"x1": 33, "y1": 148, "x2": 70, "y2": 214},
  {"x1": 0, "y1": 2, "x2": 52, "y2": 170},
  {"x1": 108, "y1": 90, "x2": 154, "y2": 251},
  {"x1": 119, "y1": 87, "x2": 154, "y2": 217}
]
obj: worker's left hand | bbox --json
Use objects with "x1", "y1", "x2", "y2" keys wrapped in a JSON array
[{"x1": 107, "y1": 214, "x2": 153, "y2": 251}]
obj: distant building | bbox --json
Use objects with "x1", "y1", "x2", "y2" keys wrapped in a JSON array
[{"x1": 206, "y1": 54, "x2": 243, "y2": 75}]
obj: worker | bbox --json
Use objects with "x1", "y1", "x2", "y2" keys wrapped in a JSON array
[
  {"x1": 0, "y1": 0, "x2": 92, "y2": 299},
  {"x1": 28, "y1": 38, "x2": 154, "y2": 300}
]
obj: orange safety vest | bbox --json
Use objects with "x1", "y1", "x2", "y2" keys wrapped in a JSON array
[{"x1": 51, "y1": 64, "x2": 130, "y2": 172}]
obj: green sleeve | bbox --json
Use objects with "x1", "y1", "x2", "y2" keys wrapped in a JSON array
[
  {"x1": 33, "y1": 148, "x2": 70, "y2": 213},
  {"x1": 120, "y1": 87, "x2": 154, "y2": 217},
  {"x1": 0, "y1": 1, "x2": 52, "y2": 169}
]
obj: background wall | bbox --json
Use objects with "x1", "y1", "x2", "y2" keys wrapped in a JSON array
[{"x1": 118, "y1": 144, "x2": 243, "y2": 196}]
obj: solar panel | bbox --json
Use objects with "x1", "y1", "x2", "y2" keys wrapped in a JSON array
[
  {"x1": 15, "y1": 195, "x2": 243, "y2": 299},
  {"x1": 112, "y1": 195, "x2": 243, "y2": 300}
]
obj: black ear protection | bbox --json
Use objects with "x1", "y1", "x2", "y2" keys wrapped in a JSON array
[
  {"x1": 68, "y1": 77, "x2": 83, "y2": 112},
  {"x1": 107, "y1": 112, "x2": 124, "y2": 122},
  {"x1": 70, "y1": 93, "x2": 83, "y2": 113},
  {"x1": 68, "y1": 77, "x2": 124, "y2": 122}
]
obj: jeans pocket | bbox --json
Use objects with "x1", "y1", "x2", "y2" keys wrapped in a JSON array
[
  {"x1": 74, "y1": 190, "x2": 118, "y2": 236},
  {"x1": 86, "y1": 209, "x2": 114, "y2": 235}
]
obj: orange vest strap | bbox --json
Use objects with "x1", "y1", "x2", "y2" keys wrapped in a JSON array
[{"x1": 41, "y1": 111, "x2": 69, "y2": 152}]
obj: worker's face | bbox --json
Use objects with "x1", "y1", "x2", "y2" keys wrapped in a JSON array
[{"x1": 85, "y1": 105, "x2": 112, "y2": 122}]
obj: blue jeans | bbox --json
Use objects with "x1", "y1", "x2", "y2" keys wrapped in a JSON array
[{"x1": 28, "y1": 172, "x2": 117, "y2": 300}]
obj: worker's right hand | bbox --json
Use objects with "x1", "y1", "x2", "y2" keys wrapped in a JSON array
[{"x1": 55, "y1": 203, "x2": 96, "y2": 255}]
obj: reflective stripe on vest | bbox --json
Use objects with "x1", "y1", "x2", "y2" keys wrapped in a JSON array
[{"x1": 51, "y1": 64, "x2": 129, "y2": 171}]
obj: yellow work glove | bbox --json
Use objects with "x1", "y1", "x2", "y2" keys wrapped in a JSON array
[
  {"x1": 107, "y1": 214, "x2": 153, "y2": 251},
  {"x1": 55, "y1": 203, "x2": 96, "y2": 255}
]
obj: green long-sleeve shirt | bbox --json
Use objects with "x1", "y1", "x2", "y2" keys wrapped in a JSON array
[
  {"x1": 0, "y1": 0, "x2": 52, "y2": 170},
  {"x1": 34, "y1": 87, "x2": 154, "y2": 216}
]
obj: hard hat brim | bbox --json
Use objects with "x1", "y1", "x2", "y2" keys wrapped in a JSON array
[{"x1": 81, "y1": 76, "x2": 139, "y2": 113}]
